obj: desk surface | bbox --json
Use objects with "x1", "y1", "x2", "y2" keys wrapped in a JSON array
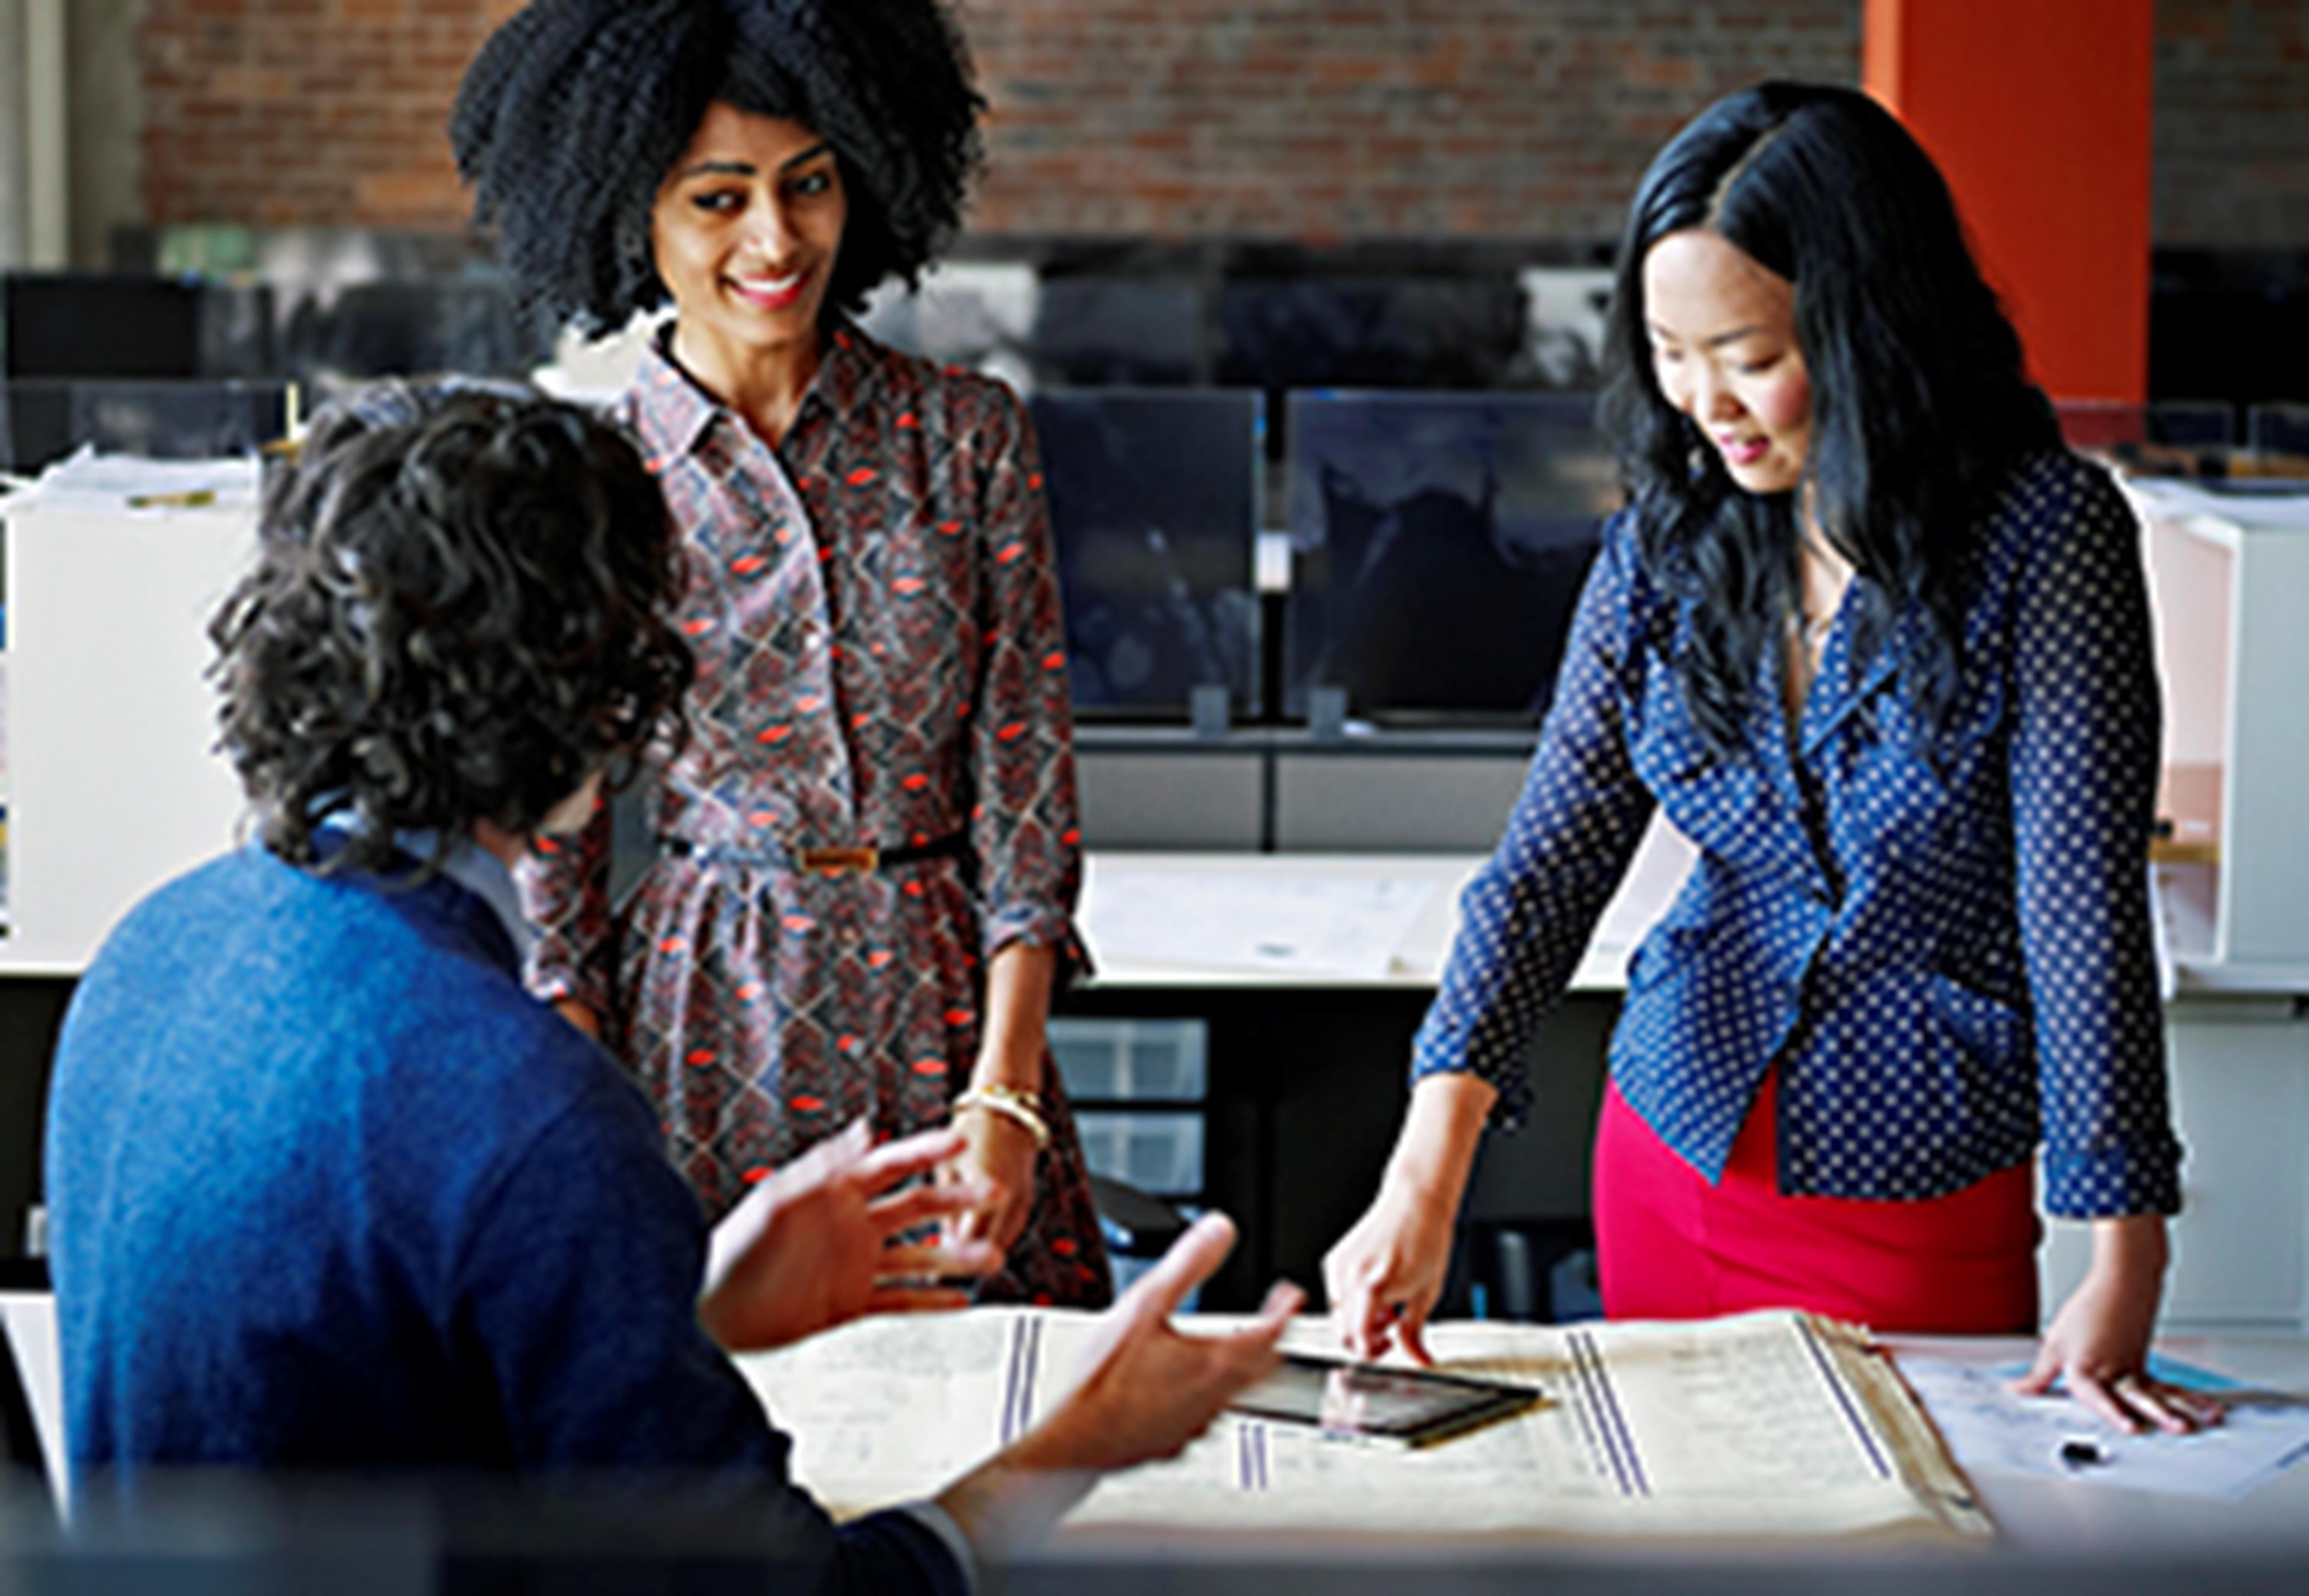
[
  {"x1": 1041, "y1": 1324, "x2": 2309, "y2": 1559},
  {"x1": 1079, "y1": 816, "x2": 1697, "y2": 993},
  {"x1": 1078, "y1": 837, "x2": 2309, "y2": 1001},
  {"x1": 5, "y1": 1289, "x2": 2304, "y2": 1562}
]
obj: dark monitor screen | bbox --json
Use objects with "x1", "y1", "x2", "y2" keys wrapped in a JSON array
[
  {"x1": 2248, "y1": 402, "x2": 2309, "y2": 462},
  {"x1": 3, "y1": 274, "x2": 204, "y2": 380},
  {"x1": 1285, "y1": 391, "x2": 1619, "y2": 726},
  {"x1": 0, "y1": 380, "x2": 292, "y2": 474},
  {"x1": 1030, "y1": 279, "x2": 1203, "y2": 387},
  {"x1": 286, "y1": 278, "x2": 547, "y2": 379},
  {"x1": 1217, "y1": 278, "x2": 1524, "y2": 393},
  {"x1": 1028, "y1": 389, "x2": 1262, "y2": 720}
]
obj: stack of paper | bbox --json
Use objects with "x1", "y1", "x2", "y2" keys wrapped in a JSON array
[
  {"x1": 7, "y1": 446, "x2": 262, "y2": 515},
  {"x1": 738, "y1": 1308, "x2": 1989, "y2": 1543}
]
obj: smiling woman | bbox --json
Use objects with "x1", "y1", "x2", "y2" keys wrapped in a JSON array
[
  {"x1": 1636, "y1": 226, "x2": 1842, "y2": 719},
  {"x1": 449, "y1": 0, "x2": 1113, "y2": 1309},
  {"x1": 1639, "y1": 228, "x2": 1812, "y2": 498},
  {"x1": 450, "y1": 0, "x2": 980, "y2": 343},
  {"x1": 1325, "y1": 81, "x2": 2204, "y2": 1443},
  {"x1": 649, "y1": 106, "x2": 851, "y2": 439}
]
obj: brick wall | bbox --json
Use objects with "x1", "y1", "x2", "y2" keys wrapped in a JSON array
[
  {"x1": 963, "y1": 0, "x2": 1859, "y2": 242},
  {"x1": 2154, "y1": 0, "x2": 2309, "y2": 248},
  {"x1": 138, "y1": 0, "x2": 524, "y2": 230},
  {"x1": 129, "y1": 0, "x2": 2309, "y2": 250}
]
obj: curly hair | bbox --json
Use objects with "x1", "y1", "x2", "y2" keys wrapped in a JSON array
[
  {"x1": 209, "y1": 381, "x2": 695, "y2": 876},
  {"x1": 1598, "y1": 82, "x2": 2060, "y2": 761},
  {"x1": 450, "y1": 0, "x2": 986, "y2": 335}
]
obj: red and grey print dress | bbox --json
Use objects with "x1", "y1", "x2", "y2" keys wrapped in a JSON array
[{"x1": 520, "y1": 324, "x2": 1111, "y2": 1307}]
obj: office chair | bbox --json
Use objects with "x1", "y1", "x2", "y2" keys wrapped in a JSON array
[{"x1": 1088, "y1": 1173, "x2": 1191, "y2": 1260}]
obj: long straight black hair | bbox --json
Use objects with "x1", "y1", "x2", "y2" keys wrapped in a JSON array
[{"x1": 1598, "y1": 82, "x2": 2061, "y2": 759}]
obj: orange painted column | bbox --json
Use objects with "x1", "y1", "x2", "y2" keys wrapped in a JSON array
[{"x1": 1862, "y1": 0, "x2": 2154, "y2": 404}]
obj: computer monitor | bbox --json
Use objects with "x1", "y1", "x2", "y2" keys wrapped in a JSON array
[
  {"x1": 2, "y1": 274, "x2": 204, "y2": 380},
  {"x1": 286, "y1": 279, "x2": 546, "y2": 380},
  {"x1": 1031, "y1": 279, "x2": 1204, "y2": 388},
  {"x1": 1218, "y1": 278, "x2": 1524, "y2": 393},
  {"x1": 1284, "y1": 390, "x2": 1619, "y2": 725},
  {"x1": 2248, "y1": 402, "x2": 2309, "y2": 462},
  {"x1": 1027, "y1": 390, "x2": 1262, "y2": 721},
  {"x1": 0, "y1": 380, "x2": 293, "y2": 474}
]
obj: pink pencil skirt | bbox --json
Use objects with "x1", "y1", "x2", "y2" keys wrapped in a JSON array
[{"x1": 1592, "y1": 1069, "x2": 2041, "y2": 1333}]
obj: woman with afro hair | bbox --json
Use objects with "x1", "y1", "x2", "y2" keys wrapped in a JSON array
[{"x1": 452, "y1": 0, "x2": 1110, "y2": 1306}]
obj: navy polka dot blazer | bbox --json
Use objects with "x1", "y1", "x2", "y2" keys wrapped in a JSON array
[{"x1": 1411, "y1": 451, "x2": 2183, "y2": 1219}]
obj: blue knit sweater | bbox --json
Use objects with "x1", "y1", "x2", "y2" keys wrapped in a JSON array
[{"x1": 46, "y1": 840, "x2": 963, "y2": 1592}]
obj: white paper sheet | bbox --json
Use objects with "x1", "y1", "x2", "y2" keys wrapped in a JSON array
[
  {"x1": 11, "y1": 447, "x2": 262, "y2": 514},
  {"x1": 1898, "y1": 1356, "x2": 2309, "y2": 1501}
]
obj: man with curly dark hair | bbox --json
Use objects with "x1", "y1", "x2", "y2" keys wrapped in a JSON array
[
  {"x1": 207, "y1": 378, "x2": 698, "y2": 875},
  {"x1": 43, "y1": 383, "x2": 1301, "y2": 1586},
  {"x1": 453, "y1": 0, "x2": 1111, "y2": 1307}
]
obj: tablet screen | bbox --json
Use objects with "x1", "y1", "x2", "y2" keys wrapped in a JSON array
[{"x1": 1226, "y1": 1354, "x2": 1543, "y2": 1445}]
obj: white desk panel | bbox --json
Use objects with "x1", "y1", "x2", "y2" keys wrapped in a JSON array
[{"x1": 1079, "y1": 813, "x2": 1696, "y2": 992}]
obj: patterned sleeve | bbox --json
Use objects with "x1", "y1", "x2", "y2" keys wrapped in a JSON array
[
  {"x1": 514, "y1": 793, "x2": 616, "y2": 1018},
  {"x1": 1410, "y1": 513, "x2": 1658, "y2": 1128},
  {"x1": 964, "y1": 384, "x2": 1087, "y2": 973},
  {"x1": 2010, "y1": 462, "x2": 2183, "y2": 1218}
]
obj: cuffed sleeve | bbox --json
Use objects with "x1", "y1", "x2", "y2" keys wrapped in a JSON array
[
  {"x1": 888, "y1": 1501, "x2": 977, "y2": 1595},
  {"x1": 2008, "y1": 465, "x2": 2183, "y2": 1218},
  {"x1": 515, "y1": 792, "x2": 616, "y2": 1018},
  {"x1": 965, "y1": 387, "x2": 1088, "y2": 977}
]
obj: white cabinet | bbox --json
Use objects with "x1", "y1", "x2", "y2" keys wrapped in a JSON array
[
  {"x1": 1, "y1": 495, "x2": 254, "y2": 972},
  {"x1": 2130, "y1": 480, "x2": 2309, "y2": 989}
]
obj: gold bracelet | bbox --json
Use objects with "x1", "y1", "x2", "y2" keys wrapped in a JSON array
[{"x1": 952, "y1": 1083, "x2": 1051, "y2": 1151}]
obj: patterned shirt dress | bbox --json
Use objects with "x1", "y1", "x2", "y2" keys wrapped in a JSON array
[{"x1": 520, "y1": 324, "x2": 1111, "y2": 1307}]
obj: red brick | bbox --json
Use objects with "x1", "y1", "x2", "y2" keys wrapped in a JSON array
[{"x1": 118, "y1": 0, "x2": 2307, "y2": 249}]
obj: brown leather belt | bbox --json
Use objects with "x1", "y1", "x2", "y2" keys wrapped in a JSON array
[{"x1": 660, "y1": 833, "x2": 970, "y2": 876}]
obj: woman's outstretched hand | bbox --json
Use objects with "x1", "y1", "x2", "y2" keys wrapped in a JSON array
[
  {"x1": 699, "y1": 1120, "x2": 1002, "y2": 1353},
  {"x1": 1322, "y1": 1071, "x2": 1497, "y2": 1365},
  {"x1": 2010, "y1": 1214, "x2": 2222, "y2": 1434}
]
